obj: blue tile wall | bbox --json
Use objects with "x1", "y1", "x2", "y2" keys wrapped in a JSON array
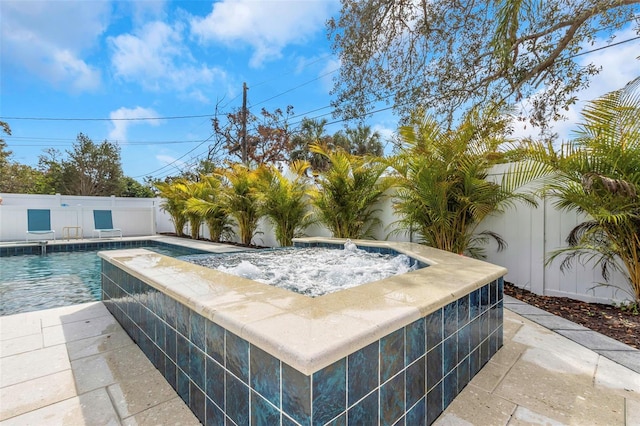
[
  {"x1": 1, "y1": 239, "x2": 208, "y2": 257},
  {"x1": 102, "y1": 259, "x2": 503, "y2": 425}
]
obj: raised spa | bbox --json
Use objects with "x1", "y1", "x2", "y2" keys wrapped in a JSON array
[
  {"x1": 181, "y1": 241, "x2": 426, "y2": 297},
  {"x1": 99, "y1": 237, "x2": 505, "y2": 425}
]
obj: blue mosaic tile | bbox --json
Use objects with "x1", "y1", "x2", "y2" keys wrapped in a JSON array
[
  {"x1": 443, "y1": 302, "x2": 458, "y2": 338},
  {"x1": 282, "y1": 363, "x2": 311, "y2": 426},
  {"x1": 226, "y1": 332, "x2": 249, "y2": 383},
  {"x1": 479, "y1": 311, "x2": 490, "y2": 343},
  {"x1": 469, "y1": 288, "x2": 481, "y2": 319},
  {"x1": 470, "y1": 317, "x2": 481, "y2": 351},
  {"x1": 176, "y1": 334, "x2": 190, "y2": 374},
  {"x1": 406, "y1": 396, "x2": 426, "y2": 426},
  {"x1": 189, "y1": 381, "x2": 206, "y2": 424},
  {"x1": 190, "y1": 311, "x2": 206, "y2": 351},
  {"x1": 406, "y1": 355, "x2": 426, "y2": 408},
  {"x1": 176, "y1": 302, "x2": 190, "y2": 337},
  {"x1": 251, "y1": 391, "x2": 280, "y2": 425},
  {"x1": 490, "y1": 279, "x2": 498, "y2": 305},
  {"x1": 348, "y1": 341, "x2": 379, "y2": 406},
  {"x1": 426, "y1": 343, "x2": 443, "y2": 391},
  {"x1": 166, "y1": 326, "x2": 177, "y2": 363},
  {"x1": 206, "y1": 356, "x2": 225, "y2": 408},
  {"x1": 490, "y1": 330, "x2": 499, "y2": 355},
  {"x1": 250, "y1": 344, "x2": 280, "y2": 407},
  {"x1": 312, "y1": 358, "x2": 346, "y2": 426},
  {"x1": 347, "y1": 390, "x2": 378, "y2": 425},
  {"x1": 406, "y1": 318, "x2": 426, "y2": 365},
  {"x1": 426, "y1": 381, "x2": 443, "y2": 425},
  {"x1": 177, "y1": 368, "x2": 190, "y2": 404},
  {"x1": 190, "y1": 345, "x2": 206, "y2": 390},
  {"x1": 480, "y1": 340, "x2": 490, "y2": 366},
  {"x1": 380, "y1": 328, "x2": 404, "y2": 383},
  {"x1": 282, "y1": 414, "x2": 300, "y2": 426},
  {"x1": 426, "y1": 308, "x2": 443, "y2": 351},
  {"x1": 457, "y1": 323, "x2": 471, "y2": 362},
  {"x1": 457, "y1": 357, "x2": 470, "y2": 392},
  {"x1": 324, "y1": 413, "x2": 346, "y2": 426},
  {"x1": 164, "y1": 296, "x2": 177, "y2": 329},
  {"x1": 380, "y1": 372, "x2": 404, "y2": 426},
  {"x1": 206, "y1": 397, "x2": 225, "y2": 426},
  {"x1": 498, "y1": 277, "x2": 504, "y2": 301},
  {"x1": 443, "y1": 333, "x2": 458, "y2": 375},
  {"x1": 154, "y1": 317, "x2": 166, "y2": 351},
  {"x1": 480, "y1": 284, "x2": 489, "y2": 314},
  {"x1": 206, "y1": 320, "x2": 225, "y2": 365},
  {"x1": 490, "y1": 304, "x2": 499, "y2": 335},
  {"x1": 153, "y1": 346, "x2": 165, "y2": 374},
  {"x1": 442, "y1": 370, "x2": 457, "y2": 408},
  {"x1": 470, "y1": 347, "x2": 480, "y2": 378},
  {"x1": 226, "y1": 372, "x2": 249, "y2": 426},
  {"x1": 457, "y1": 294, "x2": 469, "y2": 328}
]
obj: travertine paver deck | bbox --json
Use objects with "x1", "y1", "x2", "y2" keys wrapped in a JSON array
[
  {"x1": 1, "y1": 300, "x2": 639, "y2": 425},
  {"x1": 0, "y1": 302, "x2": 199, "y2": 425}
]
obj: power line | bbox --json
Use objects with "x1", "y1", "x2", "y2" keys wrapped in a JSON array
[
  {"x1": 250, "y1": 54, "x2": 334, "y2": 89},
  {"x1": 6, "y1": 137, "x2": 207, "y2": 146},
  {"x1": 0, "y1": 113, "x2": 214, "y2": 122},
  {"x1": 251, "y1": 68, "x2": 339, "y2": 108},
  {"x1": 132, "y1": 133, "x2": 215, "y2": 178},
  {"x1": 567, "y1": 35, "x2": 640, "y2": 59}
]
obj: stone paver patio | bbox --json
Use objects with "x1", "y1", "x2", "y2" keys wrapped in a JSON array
[{"x1": 1, "y1": 298, "x2": 638, "y2": 425}]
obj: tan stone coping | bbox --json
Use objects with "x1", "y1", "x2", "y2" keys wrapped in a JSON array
[{"x1": 98, "y1": 237, "x2": 507, "y2": 375}]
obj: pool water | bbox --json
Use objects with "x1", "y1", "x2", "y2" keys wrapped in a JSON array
[
  {"x1": 0, "y1": 245, "x2": 190, "y2": 316},
  {"x1": 183, "y1": 245, "x2": 420, "y2": 297}
]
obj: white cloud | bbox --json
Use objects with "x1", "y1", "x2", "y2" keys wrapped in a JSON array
[
  {"x1": 155, "y1": 154, "x2": 186, "y2": 171},
  {"x1": 512, "y1": 27, "x2": 640, "y2": 142},
  {"x1": 109, "y1": 20, "x2": 227, "y2": 101},
  {"x1": 319, "y1": 57, "x2": 341, "y2": 93},
  {"x1": 109, "y1": 106, "x2": 161, "y2": 142},
  {"x1": 190, "y1": 0, "x2": 337, "y2": 67},
  {"x1": 0, "y1": 0, "x2": 108, "y2": 91}
]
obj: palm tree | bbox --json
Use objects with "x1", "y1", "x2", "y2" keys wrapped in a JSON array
[
  {"x1": 309, "y1": 145, "x2": 391, "y2": 239},
  {"x1": 184, "y1": 175, "x2": 234, "y2": 242},
  {"x1": 220, "y1": 164, "x2": 264, "y2": 246},
  {"x1": 390, "y1": 107, "x2": 544, "y2": 257},
  {"x1": 524, "y1": 78, "x2": 640, "y2": 304},
  {"x1": 344, "y1": 125, "x2": 384, "y2": 156},
  {"x1": 181, "y1": 180, "x2": 207, "y2": 240},
  {"x1": 257, "y1": 161, "x2": 314, "y2": 246},
  {"x1": 289, "y1": 118, "x2": 333, "y2": 171},
  {"x1": 155, "y1": 180, "x2": 189, "y2": 237}
]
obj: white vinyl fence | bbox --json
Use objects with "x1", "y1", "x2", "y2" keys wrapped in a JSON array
[
  {"x1": 0, "y1": 189, "x2": 632, "y2": 305},
  {"x1": 0, "y1": 193, "x2": 174, "y2": 241}
]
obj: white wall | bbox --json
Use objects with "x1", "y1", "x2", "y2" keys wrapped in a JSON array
[{"x1": 0, "y1": 193, "x2": 174, "y2": 241}]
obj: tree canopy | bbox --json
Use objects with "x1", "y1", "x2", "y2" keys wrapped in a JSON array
[
  {"x1": 212, "y1": 106, "x2": 294, "y2": 165},
  {"x1": 328, "y1": 0, "x2": 640, "y2": 127}
]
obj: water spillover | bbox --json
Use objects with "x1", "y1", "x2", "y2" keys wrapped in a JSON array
[{"x1": 182, "y1": 241, "x2": 417, "y2": 297}]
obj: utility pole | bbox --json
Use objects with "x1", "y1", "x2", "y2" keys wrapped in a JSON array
[{"x1": 241, "y1": 82, "x2": 248, "y2": 165}]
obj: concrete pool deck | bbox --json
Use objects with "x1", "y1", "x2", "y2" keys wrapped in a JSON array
[{"x1": 1, "y1": 300, "x2": 638, "y2": 425}]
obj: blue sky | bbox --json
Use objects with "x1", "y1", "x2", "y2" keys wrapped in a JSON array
[{"x1": 1, "y1": 1, "x2": 638, "y2": 182}]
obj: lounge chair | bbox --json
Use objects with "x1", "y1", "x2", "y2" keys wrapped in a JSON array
[
  {"x1": 26, "y1": 209, "x2": 55, "y2": 241},
  {"x1": 92, "y1": 210, "x2": 122, "y2": 239}
]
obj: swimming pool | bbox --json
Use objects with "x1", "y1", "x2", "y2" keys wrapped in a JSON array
[{"x1": 0, "y1": 241, "x2": 208, "y2": 316}]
